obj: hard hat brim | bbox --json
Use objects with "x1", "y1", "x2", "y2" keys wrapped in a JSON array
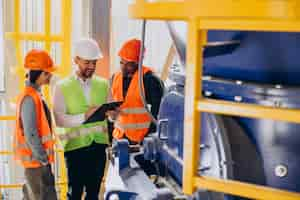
[
  {"x1": 44, "y1": 66, "x2": 58, "y2": 73},
  {"x1": 119, "y1": 55, "x2": 139, "y2": 63},
  {"x1": 78, "y1": 53, "x2": 103, "y2": 61}
]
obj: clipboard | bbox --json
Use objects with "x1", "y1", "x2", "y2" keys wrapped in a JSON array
[{"x1": 83, "y1": 101, "x2": 123, "y2": 124}]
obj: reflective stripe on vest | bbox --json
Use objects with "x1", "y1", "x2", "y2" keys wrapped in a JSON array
[
  {"x1": 58, "y1": 125, "x2": 107, "y2": 141},
  {"x1": 41, "y1": 134, "x2": 53, "y2": 143},
  {"x1": 19, "y1": 148, "x2": 54, "y2": 162},
  {"x1": 114, "y1": 121, "x2": 151, "y2": 131},
  {"x1": 121, "y1": 107, "x2": 148, "y2": 114},
  {"x1": 15, "y1": 133, "x2": 53, "y2": 149}
]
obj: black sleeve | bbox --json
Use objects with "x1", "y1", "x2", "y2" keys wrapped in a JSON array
[
  {"x1": 143, "y1": 72, "x2": 165, "y2": 133},
  {"x1": 107, "y1": 74, "x2": 115, "y2": 143},
  {"x1": 107, "y1": 120, "x2": 114, "y2": 144}
]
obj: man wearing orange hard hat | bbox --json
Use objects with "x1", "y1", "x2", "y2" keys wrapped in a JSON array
[
  {"x1": 14, "y1": 49, "x2": 58, "y2": 200},
  {"x1": 108, "y1": 39, "x2": 164, "y2": 144}
]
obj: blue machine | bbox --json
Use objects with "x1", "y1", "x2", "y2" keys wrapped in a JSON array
[{"x1": 105, "y1": 23, "x2": 300, "y2": 200}]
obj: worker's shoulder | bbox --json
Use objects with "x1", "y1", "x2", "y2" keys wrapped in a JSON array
[
  {"x1": 144, "y1": 70, "x2": 161, "y2": 82},
  {"x1": 22, "y1": 95, "x2": 34, "y2": 101},
  {"x1": 143, "y1": 66, "x2": 156, "y2": 76},
  {"x1": 92, "y1": 75, "x2": 108, "y2": 86},
  {"x1": 143, "y1": 70, "x2": 164, "y2": 90},
  {"x1": 111, "y1": 71, "x2": 121, "y2": 78},
  {"x1": 56, "y1": 76, "x2": 74, "y2": 87},
  {"x1": 20, "y1": 95, "x2": 35, "y2": 109},
  {"x1": 110, "y1": 71, "x2": 122, "y2": 82}
]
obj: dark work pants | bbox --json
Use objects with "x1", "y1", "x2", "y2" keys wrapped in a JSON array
[
  {"x1": 64, "y1": 142, "x2": 107, "y2": 200},
  {"x1": 23, "y1": 165, "x2": 57, "y2": 200}
]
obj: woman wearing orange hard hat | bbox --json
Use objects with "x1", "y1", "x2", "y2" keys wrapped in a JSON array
[{"x1": 14, "y1": 49, "x2": 58, "y2": 200}]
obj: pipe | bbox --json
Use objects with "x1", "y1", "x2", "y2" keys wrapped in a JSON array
[{"x1": 138, "y1": 20, "x2": 157, "y2": 125}]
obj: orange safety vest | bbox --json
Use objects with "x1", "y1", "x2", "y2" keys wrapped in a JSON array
[
  {"x1": 111, "y1": 66, "x2": 152, "y2": 143},
  {"x1": 14, "y1": 86, "x2": 55, "y2": 168}
]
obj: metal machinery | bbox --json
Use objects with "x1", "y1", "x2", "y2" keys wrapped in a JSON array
[{"x1": 105, "y1": 1, "x2": 300, "y2": 200}]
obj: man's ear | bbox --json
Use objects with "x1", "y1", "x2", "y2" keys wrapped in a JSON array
[{"x1": 74, "y1": 56, "x2": 80, "y2": 65}]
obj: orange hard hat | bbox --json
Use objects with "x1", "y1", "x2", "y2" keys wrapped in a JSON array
[
  {"x1": 24, "y1": 49, "x2": 57, "y2": 72},
  {"x1": 118, "y1": 39, "x2": 145, "y2": 62}
]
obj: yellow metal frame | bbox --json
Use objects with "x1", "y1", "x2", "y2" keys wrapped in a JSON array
[
  {"x1": 129, "y1": 1, "x2": 300, "y2": 200},
  {"x1": 1, "y1": 1, "x2": 73, "y2": 199},
  {"x1": 5, "y1": 0, "x2": 72, "y2": 102}
]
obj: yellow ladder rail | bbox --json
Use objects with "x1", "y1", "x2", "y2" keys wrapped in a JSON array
[
  {"x1": 0, "y1": 116, "x2": 16, "y2": 121},
  {"x1": 129, "y1": 1, "x2": 300, "y2": 200},
  {"x1": 0, "y1": 182, "x2": 67, "y2": 189},
  {"x1": 5, "y1": 33, "x2": 63, "y2": 41}
]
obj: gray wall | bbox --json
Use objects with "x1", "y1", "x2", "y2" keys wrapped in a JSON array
[
  {"x1": 91, "y1": 0, "x2": 111, "y2": 78},
  {"x1": 110, "y1": 0, "x2": 172, "y2": 75}
]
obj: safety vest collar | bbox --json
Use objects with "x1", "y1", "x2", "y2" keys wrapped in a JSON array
[{"x1": 18, "y1": 148, "x2": 54, "y2": 162}]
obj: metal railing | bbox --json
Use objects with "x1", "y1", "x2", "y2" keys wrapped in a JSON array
[{"x1": 5, "y1": 0, "x2": 72, "y2": 102}]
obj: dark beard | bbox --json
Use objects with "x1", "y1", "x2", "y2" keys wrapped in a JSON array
[
  {"x1": 82, "y1": 70, "x2": 94, "y2": 78},
  {"x1": 122, "y1": 68, "x2": 137, "y2": 78}
]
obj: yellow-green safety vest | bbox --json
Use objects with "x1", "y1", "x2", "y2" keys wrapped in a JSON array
[{"x1": 56, "y1": 76, "x2": 109, "y2": 152}]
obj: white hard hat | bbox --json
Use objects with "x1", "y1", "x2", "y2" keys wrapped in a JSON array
[{"x1": 74, "y1": 38, "x2": 103, "y2": 60}]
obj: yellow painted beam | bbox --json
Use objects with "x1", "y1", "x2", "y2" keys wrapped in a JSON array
[
  {"x1": 199, "y1": 19, "x2": 300, "y2": 32},
  {"x1": 129, "y1": 1, "x2": 186, "y2": 20},
  {"x1": 0, "y1": 184, "x2": 22, "y2": 189},
  {"x1": 60, "y1": 0, "x2": 72, "y2": 78},
  {"x1": 58, "y1": 150, "x2": 68, "y2": 200},
  {"x1": 188, "y1": 0, "x2": 300, "y2": 19},
  {"x1": 0, "y1": 182, "x2": 67, "y2": 189},
  {"x1": 43, "y1": 0, "x2": 52, "y2": 107},
  {"x1": 13, "y1": 0, "x2": 25, "y2": 91},
  {"x1": 129, "y1": 1, "x2": 300, "y2": 32},
  {"x1": 44, "y1": 0, "x2": 51, "y2": 52},
  {"x1": 130, "y1": 0, "x2": 300, "y2": 19},
  {"x1": 182, "y1": 20, "x2": 204, "y2": 194},
  {"x1": 197, "y1": 99, "x2": 300, "y2": 123},
  {"x1": 0, "y1": 151, "x2": 12, "y2": 155},
  {"x1": 0, "y1": 116, "x2": 16, "y2": 120},
  {"x1": 5, "y1": 32, "x2": 63, "y2": 42},
  {"x1": 56, "y1": 182, "x2": 67, "y2": 186},
  {"x1": 194, "y1": 176, "x2": 300, "y2": 200}
]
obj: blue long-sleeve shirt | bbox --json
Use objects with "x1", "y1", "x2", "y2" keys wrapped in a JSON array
[{"x1": 20, "y1": 81, "x2": 49, "y2": 164}]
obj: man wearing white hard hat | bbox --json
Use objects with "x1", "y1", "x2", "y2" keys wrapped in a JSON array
[{"x1": 53, "y1": 38, "x2": 109, "y2": 200}]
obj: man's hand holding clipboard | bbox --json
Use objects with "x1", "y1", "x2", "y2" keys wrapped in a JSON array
[{"x1": 83, "y1": 101, "x2": 123, "y2": 124}]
